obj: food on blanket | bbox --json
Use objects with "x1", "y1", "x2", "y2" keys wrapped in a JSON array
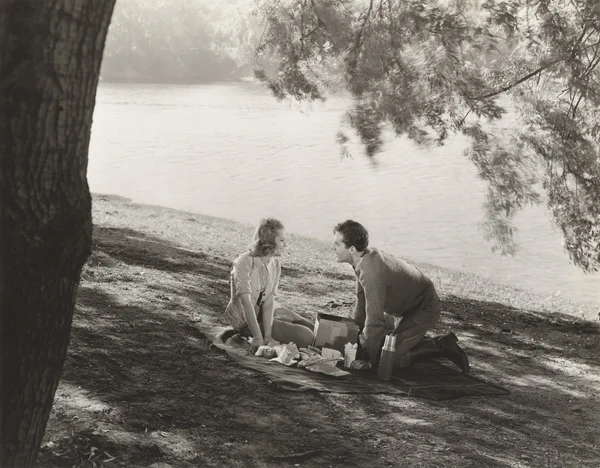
[
  {"x1": 299, "y1": 347, "x2": 320, "y2": 357},
  {"x1": 269, "y1": 343, "x2": 300, "y2": 360},
  {"x1": 255, "y1": 343, "x2": 300, "y2": 360},
  {"x1": 305, "y1": 362, "x2": 351, "y2": 377},
  {"x1": 297, "y1": 356, "x2": 342, "y2": 368},
  {"x1": 255, "y1": 345, "x2": 277, "y2": 358},
  {"x1": 254, "y1": 345, "x2": 270, "y2": 357},
  {"x1": 321, "y1": 347, "x2": 343, "y2": 360},
  {"x1": 297, "y1": 359, "x2": 311, "y2": 369},
  {"x1": 283, "y1": 342, "x2": 300, "y2": 359},
  {"x1": 269, "y1": 348, "x2": 297, "y2": 366}
]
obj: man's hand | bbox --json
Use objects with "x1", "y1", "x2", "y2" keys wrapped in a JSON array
[
  {"x1": 350, "y1": 360, "x2": 372, "y2": 371},
  {"x1": 358, "y1": 333, "x2": 366, "y2": 347}
]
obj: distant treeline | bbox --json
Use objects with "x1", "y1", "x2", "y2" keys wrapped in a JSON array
[
  {"x1": 101, "y1": 0, "x2": 266, "y2": 83},
  {"x1": 100, "y1": 0, "x2": 514, "y2": 84}
]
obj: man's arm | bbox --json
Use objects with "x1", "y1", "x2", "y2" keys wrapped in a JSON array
[
  {"x1": 353, "y1": 279, "x2": 366, "y2": 330},
  {"x1": 358, "y1": 268, "x2": 388, "y2": 364}
]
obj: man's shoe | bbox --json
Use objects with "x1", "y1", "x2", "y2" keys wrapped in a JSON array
[{"x1": 434, "y1": 333, "x2": 470, "y2": 373}]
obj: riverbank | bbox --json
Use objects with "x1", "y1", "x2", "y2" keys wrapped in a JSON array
[
  {"x1": 98, "y1": 74, "x2": 253, "y2": 86},
  {"x1": 39, "y1": 194, "x2": 600, "y2": 468}
]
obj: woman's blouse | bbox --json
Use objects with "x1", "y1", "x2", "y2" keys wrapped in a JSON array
[{"x1": 224, "y1": 251, "x2": 281, "y2": 330}]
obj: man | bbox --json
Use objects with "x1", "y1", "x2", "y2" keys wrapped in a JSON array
[{"x1": 332, "y1": 220, "x2": 469, "y2": 373}]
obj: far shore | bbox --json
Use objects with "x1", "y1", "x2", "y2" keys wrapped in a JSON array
[{"x1": 98, "y1": 75, "x2": 251, "y2": 86}]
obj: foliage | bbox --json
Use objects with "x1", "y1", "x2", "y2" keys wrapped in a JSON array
[
  {"x1": 102, "y1": 0, "x2": 257, "y2": 81},
  {"x1": 255, "y1": 0, "x2": 600, "y2": 272}
]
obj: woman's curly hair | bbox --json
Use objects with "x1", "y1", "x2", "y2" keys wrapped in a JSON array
[{"x1": 250, "y1": 218, "x2": 284, "y2": 256}]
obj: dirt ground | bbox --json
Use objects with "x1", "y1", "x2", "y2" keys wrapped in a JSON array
[{"x1": 38, "y1": 195, "x2": 600, "y2": 468}]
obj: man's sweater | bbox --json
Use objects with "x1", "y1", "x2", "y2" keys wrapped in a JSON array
[{"x1": 354, "y1": 248, "x2": 436, "y2": 362}]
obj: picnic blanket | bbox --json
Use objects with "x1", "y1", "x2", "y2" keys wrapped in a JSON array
[{"x1": 200, "y1": 326, "x2": 509, "y2": 401}]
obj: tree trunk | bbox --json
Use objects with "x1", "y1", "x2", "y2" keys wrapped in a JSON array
[{"x1": 0, "y1": 1, "x2": 116, "y2": 466}]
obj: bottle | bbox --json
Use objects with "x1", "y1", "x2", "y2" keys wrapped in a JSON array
[{"x1": 377, "y1": 334, "x2": 397, "y2": 381}]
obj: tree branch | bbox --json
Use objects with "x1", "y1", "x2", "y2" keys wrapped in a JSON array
[
  {"x1": 347, "y1": 0, "x2": 374, "y2": 72},
  {"x1": 565, "y1": 161, "x2": 596, "y2": 185},
  {"x1": 468, "y1": 38, "x2": 600, "y2": 104},
  {"x1": 375, "y1": 0, "x2": 384, "y2": 20},
  {"x1": 357, "y1": 0, "x2": 374, "y2": 46},
  {"x1": 302, "y1": 24, "x2": 322, "y2": 41},
  {"x1": 475, "y1": 59, "x2": 561, "y2": 102},
  {"x1": 457, "y1": 39, "x2": 600, "y2": 128},
  {"x1": 455, "y1": 60, "x2": 558, "y2": 128},
  {"x1": 570, "y1": 88, "x2": 583, "y2": 118},
  {"x1": 388, "y1": 0, "x2": 398, "y2": 50},
  {"x1": 300, "y1": 0, "x2": 307, "y2": 57},
  {"x1": 579, "y1": 40, "x2": 600, "y2": 77},
  {"x1": 255, "y1": 0, "x2": 283, "y2": 60},
  {"x1": 334, "y1": 0, "x2": 356, "y2": 17},
  {"x1": 302, "y1": 0, "x2": 326, "y2": 41}
]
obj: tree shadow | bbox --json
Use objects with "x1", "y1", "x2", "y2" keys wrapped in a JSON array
[
  {"x1": 40, "y1": 224, "x2": 600, "y2": 467},
  {"x1": 43, "y1": 287, "x2": 374, "y2": 467},
  {"x1": 41, "y1": 225, "x2": 375, "y2": 467},
  {"x1": 332, "y1": 295, "x2": 600, "y2": 467},
  {"x1": 90, "y1": 226, "x2": 232, "y2": 276}
]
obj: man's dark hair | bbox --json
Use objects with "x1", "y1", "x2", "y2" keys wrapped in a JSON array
[{"x1": 333, "y1": 220, "x2": 369, "y2": 251}]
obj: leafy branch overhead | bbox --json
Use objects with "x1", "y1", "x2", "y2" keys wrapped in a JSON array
[{"x1": 254, "y1": 0, "x2": 600, "y2": 272}]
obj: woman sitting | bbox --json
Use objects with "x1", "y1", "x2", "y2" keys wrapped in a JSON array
[{"x1": 225, "y1": 218, "x2": 314, "y2": 349}]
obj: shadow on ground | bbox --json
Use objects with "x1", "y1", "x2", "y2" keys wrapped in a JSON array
[{"x1": 39, "y1": 225, "x2": 600, "y2": 468}]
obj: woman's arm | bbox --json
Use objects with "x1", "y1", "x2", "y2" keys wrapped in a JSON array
[
  {"x1": 240, "y1": 293, "x2": 263, "y2": 345},
  {"x1": 261, "y1": 295, "x2": 275, "y2": 343},
  {"x1": 261, "y1": 259, "x2": 280, "y2": 344},
  {"x1": 230, "y1": 255, "x2": 263, "y2": 345}
]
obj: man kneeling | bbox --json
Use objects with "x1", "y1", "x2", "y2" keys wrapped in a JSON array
[{"x1": 332, "y1": 220, "x2": 469, "y2": 373}]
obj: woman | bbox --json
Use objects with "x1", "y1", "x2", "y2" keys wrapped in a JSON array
[{"x1": 224, "y1": 218, "x2": 315, "y2": 349}]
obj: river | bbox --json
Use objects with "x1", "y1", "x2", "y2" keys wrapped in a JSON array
[{"x1": 88, "y1": 81, "x2": 599, "y2": 311}]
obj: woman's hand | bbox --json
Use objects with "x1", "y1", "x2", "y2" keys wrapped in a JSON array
[
  {"x1": 250, "y1": 336, "x2": 264, "y2": 351},
  {"x1": 350, "y1": 360, "x2": 372, "y2": 371},
  {"x1": 264, "y1": 336, "x2": 280, "y2": 347}
]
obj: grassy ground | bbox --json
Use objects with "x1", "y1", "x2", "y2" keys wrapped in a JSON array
[{"x1": 38, "y1": 194, "x2": 600, "y2": 468}]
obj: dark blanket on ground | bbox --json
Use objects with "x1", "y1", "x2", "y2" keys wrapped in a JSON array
[{"x1": 200, "y1": 326, "x2": 509, "y2": 401}]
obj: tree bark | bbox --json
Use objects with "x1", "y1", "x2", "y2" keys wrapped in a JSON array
[{"x1": 0, "y1": 1, "x2": 116, "y2": 466}]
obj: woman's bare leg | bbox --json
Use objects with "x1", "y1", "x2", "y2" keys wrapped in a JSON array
[
  {"x1": 271, "y1": 319, "x2": 314, "y2": 348},
  {"x1": 273, "y1": 305, "x2": 314, "y2": 330}
]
